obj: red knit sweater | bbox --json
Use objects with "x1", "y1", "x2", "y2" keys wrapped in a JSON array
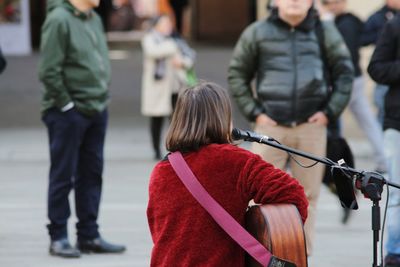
[{"x1": 147, "y1": 144, "x2": 308, "y2": 267}]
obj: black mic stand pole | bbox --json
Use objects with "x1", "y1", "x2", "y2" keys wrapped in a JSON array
[{"x1": 235, "y1": 130, "x2": 400, "y2": 267}]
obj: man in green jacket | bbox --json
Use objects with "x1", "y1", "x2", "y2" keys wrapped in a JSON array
[
  {"x1": 39, "y1": 0, "x2": 125, "y2": 258},
  {"x1": 228, "y1": 0, "x2": 353, "y2": 255}
]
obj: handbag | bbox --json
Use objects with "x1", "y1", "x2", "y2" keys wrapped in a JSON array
[
  {"x1": 323, "y1": 135, "x2": 355, "y2": 193},
  {"x1": 168, "y1": 151, "x2": 296, "y2": 267}
]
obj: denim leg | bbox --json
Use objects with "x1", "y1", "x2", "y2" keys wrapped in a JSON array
[
  {"x1": 374, "y1": 84, "x2": 389, "y2": 126},
  {"x1": 349, "y1": 77, "x2": 386, "y2": 168},
  {"x1": 75, "y1": 110, "x2": 108, "y2": 240},
  {"x1": 384, "y1": 129, "x2": 400, "y2": 254},
  {"x1": 42, "y1": 108, "x2": 87, "y2": 241}
]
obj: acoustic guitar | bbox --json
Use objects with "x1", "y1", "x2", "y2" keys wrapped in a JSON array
[{"x1": 245, "y1": 204, "x2": 308, "y2": 267}]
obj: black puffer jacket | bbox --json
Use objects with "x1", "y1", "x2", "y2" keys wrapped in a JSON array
[
  {"x1": 335, "y1": 13, "x2": 364, "y2": 77},
  {"x1": 360, "y1": 5, "x2": 397, "y2": 46},
  {"x1": 228, "y1": 9, "x2": 354, "y2": 125},
  {"x1": 368, "y1": 14, "x2": 400, "y2": 131}
]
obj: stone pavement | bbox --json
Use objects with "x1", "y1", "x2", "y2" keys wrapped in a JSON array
[{"x1": 0, "y1": 45, "x2": 390, "y2": 266}]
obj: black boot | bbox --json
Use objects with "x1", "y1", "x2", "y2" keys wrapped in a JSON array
[
  {"x1": 150, "y1": 117, "x2": 163, "y2": 160},
  {"x1": 385, "y1": 254, "x2": 400, "y2": 267},
  {"x1": 341, "y1": 207, "x2": 352, "y2": 224}
]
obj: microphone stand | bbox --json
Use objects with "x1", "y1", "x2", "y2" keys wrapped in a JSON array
[{"x1": 235, "y1": 130, "x2": 400, "y2": 267}]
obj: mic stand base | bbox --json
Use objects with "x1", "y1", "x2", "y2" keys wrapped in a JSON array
[{"x1": 357, "y1": 172, "x2": 385, "y2": 267}]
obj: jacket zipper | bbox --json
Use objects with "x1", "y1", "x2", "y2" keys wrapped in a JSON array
[{"x1": 290, "y1": 27, "x2": 297, "y2": 125}]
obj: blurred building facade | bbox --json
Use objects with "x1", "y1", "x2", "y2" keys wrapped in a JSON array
[
  {"x1": 0, "y1": 0, "x2": 32, "y2": 55},
  {"x1": 0, "y1": 0, "x2": 386, "y2": 55}
]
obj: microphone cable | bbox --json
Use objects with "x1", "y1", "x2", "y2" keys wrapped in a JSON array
[{"x1": 268, "y1": 138, "x2": 336, "y2": 169}]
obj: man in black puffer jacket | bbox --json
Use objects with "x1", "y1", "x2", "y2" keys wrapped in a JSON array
[
  {"x1": 228, "y1": 0, "x2": 353, "y2": 255},
  {"x1": 368, "y1": 11, "x2": 400, "y2": 267}
]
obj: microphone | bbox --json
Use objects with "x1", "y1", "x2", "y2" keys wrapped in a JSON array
[{"x1": 231, "y1": 128, "x2": 275, "y2": 143}]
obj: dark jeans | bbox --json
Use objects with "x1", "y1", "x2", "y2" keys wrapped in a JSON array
[{"x1": 42, "y1": 108, "x2": 107, "y2": 241}]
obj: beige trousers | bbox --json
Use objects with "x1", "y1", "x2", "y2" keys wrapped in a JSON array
[{"x1": 251, "y1": 122, "x2": 327, "y2": 255}]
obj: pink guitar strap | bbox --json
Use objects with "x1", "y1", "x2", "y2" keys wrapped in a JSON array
[{"x1": 168, "y1": 151, "x2": 271, "y2": 266}]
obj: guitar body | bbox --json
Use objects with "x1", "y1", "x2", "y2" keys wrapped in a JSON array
[{"x1": 245, "y1": 204, "x2": 308, "y2": 267}]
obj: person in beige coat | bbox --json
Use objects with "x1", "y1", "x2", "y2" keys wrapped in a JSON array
[{"x1": 141, "y1": 14, "x2": 194, "y2": 160}]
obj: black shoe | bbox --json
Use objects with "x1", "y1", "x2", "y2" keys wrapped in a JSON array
[
  {"x1": 385, "y1": 254, "x2": 400, "y2": 267},
  {"x1": 77, "y1": 237, "x2": 126, "y2": 254},
  {"x1": 49, "y1": 238, "x2": 81, "y2": 258},
  {"x1": 341, "y1": 208, "x2": 352, "y2": 224}
]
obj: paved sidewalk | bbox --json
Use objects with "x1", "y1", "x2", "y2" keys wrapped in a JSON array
[{"x1": 0, "y1": 124, "x2": 386, "y2": 267}]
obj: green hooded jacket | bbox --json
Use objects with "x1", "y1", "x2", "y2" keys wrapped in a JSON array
[{"x1": 39, "y1": 0, "x2": 111, "y2": 116}]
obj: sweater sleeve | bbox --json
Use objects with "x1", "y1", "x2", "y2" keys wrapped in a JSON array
[
  {"x1": 368, "y1": 20, "x2": 400, "y2": 85},
  {"x1": 38, "y1": 14, "x2": 72, "y2": 110},
  {"x1": 239, "y1": 154, "x2": 308, "y2": 223}
]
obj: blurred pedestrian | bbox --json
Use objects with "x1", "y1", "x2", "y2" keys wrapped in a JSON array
[
  {"x1": 321, "y1": 0, "x2": 387, "y2": 173},
  {"x1": 368, "y1": 11, "x2": 400, "y2": 267},
  {"x1": 0, "y1": 46, "x2": 6, "y2": 74},
  {"x1": 39, "y1": 0, "x2": 126, "y2": 258},
  {"x1": 141, "y1": 14, "x2": 194, "y2": 160},
  {"x1": 169, "y1": 0, "x2": 189, "y2": 33},
  {"x1": 228, "y1": 0, "x2": 353, "y2": 255},
  {"x1": 94, "y1": 0, "x2": 113, "y2": 31},
  {"x1": 157, "y1": 0, "x2": 175, "y2": 26},
  {"x1": 147, "y1": 81, "x2": 308, "y2": 266},
  {"x1": 361, "y1": 0, "x2": 399, "y2": 126},
  {"x1": 108, "y1": 0, "x2": 136, "y2": 31}
]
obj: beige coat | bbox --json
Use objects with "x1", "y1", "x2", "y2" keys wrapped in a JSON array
[{"x1": 141, "y1": 31, "x2": 179, "y2": 117}]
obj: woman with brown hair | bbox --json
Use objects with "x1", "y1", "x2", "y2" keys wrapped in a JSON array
[{"x1": 146, "y1": 81, "x2": 308, "y2": 266}]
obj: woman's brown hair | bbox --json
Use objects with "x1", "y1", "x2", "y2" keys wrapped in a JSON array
[{"x1": 166, "y1": 81, "x2": 233, "y2": 152}]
